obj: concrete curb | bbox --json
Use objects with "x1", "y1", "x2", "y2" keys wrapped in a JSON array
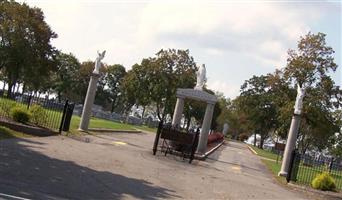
[
  {"x1": 134, "y1": 128, "x2": 156, "y2": 134},
  {"x1": 195, "y1": 140, "x2": 225, "y2": 160},
  {"x1": 0, "y1": 119, "x2": 57, "y2": 136},
  {"x1": 287, "y1": 182, "x2": 342, "y2": 199},
  {"x1": 247, "y1": 145, "x2": 258, "y2": 155},
  {"x1": 88, "y1": 128, "x2": 141, "y2": 134}
]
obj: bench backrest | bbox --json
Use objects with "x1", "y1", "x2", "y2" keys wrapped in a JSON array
[{"x1": 160, "y1": 128, "x2": 195, "y2": 145}]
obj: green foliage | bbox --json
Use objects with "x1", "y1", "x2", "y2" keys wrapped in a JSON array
[
  {"x1": 284, "y1": 32, "x2": 337, "y2": 88},
  {"x1": 105, "y1": 64, "x2": 126, "y2": 112},
  {"x1": 52, "y1": 52, "x2": 81, "y2": 101},
  {"x1": 311, "y1": 172, "x2": 336, "y2": 191},
  {"x1": 235, "y1": 32, "x2": 340, "y2": 154},
  {"x1": 239, "y1": 75, "x2": 277, "y2": 148},
  {"x1": 30, "y1": 104, "x2": 48, "y2": 125},
  {"x1": 2, "y1": 101, "x2": 17, "y2": 116},
  {"x1": 0, "y1": 0, "x2": 58, "y2": 96},
  {"x1": 10, "y1": 107, "x2": 31, "y2": 123},
  {"x1": 121, "y1": 49, "x2": 197, "y2": 120}
]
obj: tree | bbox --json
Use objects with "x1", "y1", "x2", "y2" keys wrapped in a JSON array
[
  {"x1": 0, "y1": 0, "x2": 57, "y2": 97},
  {"x1": 121, "y1": 60, "x2": 152, "y2": 117},
  {"x1": 121, "y1": 49, "x2": 197, "y2": 121},
  {"x1": 239, "y1": 75, "x2": 278, "y2": 148},
  {"x1": 52, "y1": 52, "x2": 80, "y2": 101},
  {"x1": 105, "y1": 64, "x2": 126, "y2": 112},
  {"x1": 282, "y1": 32, "x2": 340, "y2": 154}
]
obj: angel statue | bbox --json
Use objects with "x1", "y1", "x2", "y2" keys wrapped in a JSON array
[
  {"x1": 194, "y1": 64, "x2": 207, "y2": 90},
  {"x1": 294, "y1": 84, "x2": 305, "y2": 115},
  {"x1": 93, "y1": 50, "x2": 106, "y2": 74}
]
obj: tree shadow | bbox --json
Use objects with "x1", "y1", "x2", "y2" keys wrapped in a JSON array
[{"x1": 0, "y1": 138, "x2": 179, "y2": 200}]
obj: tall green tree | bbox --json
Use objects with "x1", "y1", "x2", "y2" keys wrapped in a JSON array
[
  {"x1": 105, "y1": 64, "x2": 126, "y2": 112},
  {"x1": 239, "y1": 75, "x2": 278, "y2": 148},
  {"x1": 52, "y1": 52, "x2": 80, "y2": 101},
  {"x1": 283, "y1": 32, "x2": 340, "y2": 154},
  {"x1": 0, "y1": 0, "x2": 57, "y2": 97},
  {"x1": 121, "y1": 49, "x2": 197, "y2": 121}
]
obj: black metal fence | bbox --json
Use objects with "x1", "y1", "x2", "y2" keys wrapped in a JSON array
[
  {"x1": 288, "y1": 151, "x2": 342, "y2": 190},
  {"x1": 0, "y1": 92, "x2": 74, "y2": 133}
]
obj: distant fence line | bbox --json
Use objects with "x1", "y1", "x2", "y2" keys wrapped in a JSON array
[
  {"x1": 73, "y1": 104, "x2": 160, "y2": 128},
  {"x1": 0, "y1": 92, "x2": 73, "y2": 133}
]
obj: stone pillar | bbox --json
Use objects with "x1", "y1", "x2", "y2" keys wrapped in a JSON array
[
  {"x1": 79, "y1": 73, "x2": 100, "y2": 131},
  {"x1": 171, "y1": 97, "x2": 184, "y2": 127},
  {"x1": 197, "y1": 103, "x2": 215, "y2": 154},
  {"x1": 278, "y1": 114, "x2": 301, "y2": 177}
]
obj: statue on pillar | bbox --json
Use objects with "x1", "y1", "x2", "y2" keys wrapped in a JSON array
[
  {"x1": 223, "y1": 123, "x2": 229, "y2": 136},
  {"x1": 294, "y1": 84, "x2": 305, "y2": 115},
  {"x1": 93, "y1": 50, "x2": 106, "y2": 74},
  {"x1": 194, "y1": 64, "x2": 207, "y2": 90}
]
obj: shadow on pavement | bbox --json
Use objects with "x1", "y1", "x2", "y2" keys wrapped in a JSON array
[{"x1": 0, "y1": 138, "x2": 179, "y2": 200}]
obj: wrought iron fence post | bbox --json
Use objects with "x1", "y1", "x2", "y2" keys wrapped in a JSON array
[
  {"x1": 59, "y1": 100, "x2": 69, "y2": 133},
  {"x1": 27, "y1": 95, "x2": 32, "y2": 110},
  {"x1": 153, "y1": 120, "x2": 163, "y2": 155},
  {"x1": 62, "y1": 103, "x2": 74, "y2": 132},
  {"x1": 329, "y1": 158, "x2": 334, "y2": 173}
]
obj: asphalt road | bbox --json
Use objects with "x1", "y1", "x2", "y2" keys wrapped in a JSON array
[{"x1": 0, "y1": 132, "x2": 309, "y2": 199}]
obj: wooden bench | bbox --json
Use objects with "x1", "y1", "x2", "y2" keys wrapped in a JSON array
[{"x1": 153, "y1": 121, "x2": 199, "y2": 163}]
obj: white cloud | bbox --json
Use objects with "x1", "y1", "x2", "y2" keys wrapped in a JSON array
[{"x1": 206, "y1": 80, "x2": 240, "y2": 99}]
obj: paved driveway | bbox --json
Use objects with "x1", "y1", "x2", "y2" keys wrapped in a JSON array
[{"x1": 0, "y1": 132, "x2": 308, "y2": 199}]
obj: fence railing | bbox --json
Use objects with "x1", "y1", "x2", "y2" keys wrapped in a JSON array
[
  {"x1": 0, "y1": 92, "x2": 74, "y2": 132},
  {"x1": 288, "y1": 151, "x2": 342, "y2": 190}
]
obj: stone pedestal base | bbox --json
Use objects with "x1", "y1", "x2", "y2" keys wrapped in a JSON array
[
  {"x1": 197, "y1": 103, "x2": 215, "y2": 154},
  {"x1": 279, "y1": 114, "x2": 301, "y2": 176}
]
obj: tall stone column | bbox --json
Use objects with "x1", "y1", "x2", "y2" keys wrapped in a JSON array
[
  {"x1": 278, "y1": 114, "x2": 301, "y2": 176},
  {"x1": 79, "y1": 73, "x2": 100, "y2": 131},
  {"x1": 197, "y1": 103, "x2": 215, "y2": 154},
  {"x1": 171, "y1": 97, "x2": 184, "y2": 127}
]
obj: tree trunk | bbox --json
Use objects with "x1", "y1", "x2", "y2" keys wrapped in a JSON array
[
  {"x1": 2, "y1": 81, "x2": 5, "y2": 96},
  {"x1": 186, "y1": 116, "x2": 191, "y2": 131},
  {"x1": 254, "y1": 133, "x2": 257, "y2": 146},
  {"x1": 57, "y1": 91, "x2": 61, "y2": 102},
  {"x1": 7, "y1": 81, "x2": 13, "y2": 98},
  {"x1": 21, "y1": 83, "x2": 26, "y2": 95},
  {"x1": 156, "y1": 104, "x2": 162, "y2": 121},
  {"x1": 111, "y1": 96, "x2": 117, "y2": 113},
  {"x1": 141, "y1": 106, "x2": 146, "y2": 119}
]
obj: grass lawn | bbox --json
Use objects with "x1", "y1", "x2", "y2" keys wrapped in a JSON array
[
  {"x1": 261, "y1": 159, "x2": 287, "y2": 184},
  {"x1": 249, "y1": 145, "x2": 282, "y2": 161},
  {"x1": 0, "y1": 126, "x2": 32, "y2": 140},
  {"x1": 70, "y1": 115, "x2": 136, "y2": 132}
]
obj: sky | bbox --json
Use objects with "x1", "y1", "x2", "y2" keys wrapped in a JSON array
[{"x1": 21, "y1": 0, "x2": 341, "y2": 99}]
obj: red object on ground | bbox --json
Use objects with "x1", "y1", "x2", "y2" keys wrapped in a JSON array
[{"x1": 207, "y1": 132, "x2": 224, "y2": 145}]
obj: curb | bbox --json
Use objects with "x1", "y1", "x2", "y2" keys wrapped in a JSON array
[
  {"x1": 247, "y1": 145, "x2": 258, "y2": 155},
  {"x1": 88, "y1": 128, "x2": 141, "y2": 134},
  {"x1": 287, "y1": 182, "x2": 342, "y2": 199},
  {"x1": 0, "y1": 119, "x2": 57, "y2": 136},
  {"x1": 195, "y1": 140, "x2": 225, "y2": 160}
]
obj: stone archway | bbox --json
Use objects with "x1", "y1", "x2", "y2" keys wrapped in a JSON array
[{"x1": 171, "y1": 88, "x2": 217, "y2": 154}]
